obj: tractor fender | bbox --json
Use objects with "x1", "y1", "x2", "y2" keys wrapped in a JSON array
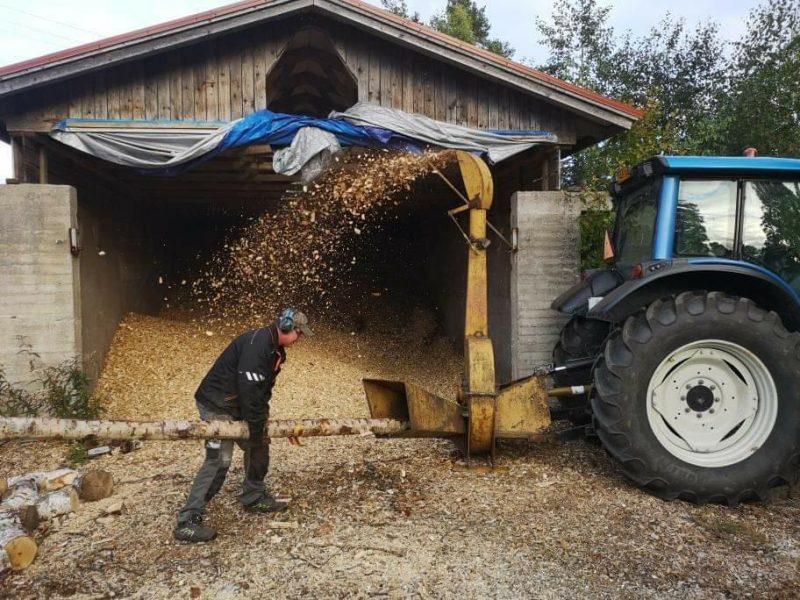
[
  {"x1": 586, "y1": 260, "x2": 800, "y2": 330},
  {"x1": 551, "y1": 268, "x2": 625, "y2": 315}
]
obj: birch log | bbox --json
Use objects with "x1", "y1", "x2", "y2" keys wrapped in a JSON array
[
  {"x1": 0, "y1": 479, "x2": 37, "y2": 512},
  {"x1": 0, "y1": 417, "x2": 410, "y2": 441},
  {"x1": 0, "y1": 511, "x2": 37, "y2": 571},
  {"x1": 35, "y1": 488, "x2": 79, "y2": 520},
  {"x1": 8, "y1": 469, "x2": 77, "y2": 493}
]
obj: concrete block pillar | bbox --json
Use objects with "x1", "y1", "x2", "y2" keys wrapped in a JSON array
[
  {"x1": 510, "y1": 191, "x2": 580, "y2": 379},
  {"x1": 0, "y1": 184, "x2": 81, "y2": 388}
]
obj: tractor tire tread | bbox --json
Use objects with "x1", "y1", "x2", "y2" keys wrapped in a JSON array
[{"x1": 592, "y1": 291, "x2": 800, "y2": 505}]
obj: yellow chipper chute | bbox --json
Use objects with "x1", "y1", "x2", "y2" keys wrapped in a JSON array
[{"x1": 362, "y1": 151, "x2": 551, "y2": 463}]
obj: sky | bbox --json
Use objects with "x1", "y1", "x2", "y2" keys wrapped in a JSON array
[{"x1": 0, "y1": 0, "x2": 765, "y2": 182}]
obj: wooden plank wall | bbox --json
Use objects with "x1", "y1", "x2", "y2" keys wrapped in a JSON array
[{"x1": 3, "y1": 18, "x2": 576, "y2": 145}]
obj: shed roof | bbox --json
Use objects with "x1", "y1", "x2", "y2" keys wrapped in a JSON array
[{"x1": 0, "y1": 0, "x2": 643, "y2": 128}]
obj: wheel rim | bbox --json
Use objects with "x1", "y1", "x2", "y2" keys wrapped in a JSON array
[{"x1": 646, "y1": 340, "x2": 778, "y2": 468}]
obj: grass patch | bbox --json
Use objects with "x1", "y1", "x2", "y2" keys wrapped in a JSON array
[
  {"x1": 66, "y1": 443, "x2": 90, "y2": 466},
  {"x1": 712, "y1": 519, "x2": 746, "y2": 536},
  {"x1": 694, "y1": 514, "x2": 768, "y2": 547}
]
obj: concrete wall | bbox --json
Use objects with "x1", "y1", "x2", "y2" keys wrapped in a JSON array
[
  {"x1": 76, "y1": 185, "x2": 162, "y2": 381},
  {"x1": 511, "y1": 191, "x2": 581, "y2": 379},
  {"x1": 0, "y1": 182, "x2": 163, "y2": 389},
  {"x1": 0, "y1": 185, "x2": 81, "y2": 388}
]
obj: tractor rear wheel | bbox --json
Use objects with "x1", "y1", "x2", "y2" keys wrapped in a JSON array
[{"x1": 593, "y1": 291, "x2": 800, "y2": 504}]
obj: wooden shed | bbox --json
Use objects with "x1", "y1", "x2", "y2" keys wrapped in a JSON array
[{"x1": 0, "y1": 0, "x2": 641, "y2": 383}]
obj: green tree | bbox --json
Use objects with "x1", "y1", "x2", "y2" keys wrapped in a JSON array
[
  {"x1": 430, "y1": 1, "x2": 515, "y2": 58},
  {"x1": 719, "y1": 0, "x2": 800, "y2": 156},
  {"x1": 675, "y1": 202, "x2": 711, "y2": 256},
  {"x1": 380, "y1": 0, "x2": 421, "y2": 23},
  {"x1": 381, "y1": 0, "x2": 514, "y2": 57},
  {"x1": 536, "y1": 0, "x2": 729, "y2": 187}
]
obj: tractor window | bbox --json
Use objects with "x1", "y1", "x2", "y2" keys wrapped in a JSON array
[
  {"x1": 742, "y1": 180, "x2": 800, "y2": 290},
  {"x1": 674, "y1": 180, "x2": 737, "y2": 258},
  {"x1": 614, "y1": 180, "x2": 660, "y2": 267}
]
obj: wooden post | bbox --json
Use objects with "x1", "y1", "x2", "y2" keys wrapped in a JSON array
[
  {"x1": 38, "y1": 145, "x2": 48, "y2": 184},
  {"x1": 20, "y1": 136, "x2": 30, "y2": 183},
  {"x1": 11, "y1": 136, "x2": 23, "y2": 182},
  {"x1": 541, "y1": 152, "x2": 550, "y2": 192}
]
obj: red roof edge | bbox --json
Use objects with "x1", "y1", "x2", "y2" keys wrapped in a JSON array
[
  {"x1": 0, "y1": 0, "x2": 644, "y2": 121},
  {"x1": 0, "y1": 0, "x2": 271, "y2": 78}
]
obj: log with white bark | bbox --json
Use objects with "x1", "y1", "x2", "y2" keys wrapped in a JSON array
[
  {"x1": 0, "y1": 417, "x2": 410, "y2": 441},
  {"x1": 35, "y1": 488, "x2": 79, "y2": 520},
  {"x1": 8, "y1": 469, "x2": 77, "y2": 493},
  {"x1": 0, "y1": 479, "x2": 41, "y2": 533},
  {"x1": 0, "y1": 478, "x2": 37, "y2": 513},
  {"x1": 0, "y1": 510, "x2": 37, "y2": 572}
]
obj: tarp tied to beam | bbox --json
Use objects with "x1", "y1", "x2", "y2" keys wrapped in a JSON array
[{"x1": 50, "y1": 103, "x2": 557, "y2": 177}]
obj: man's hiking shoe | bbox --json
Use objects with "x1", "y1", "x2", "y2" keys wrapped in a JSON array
[
  {"x1": 244, "y1": 496, "x2": 289, "y2": 514},
  {"x1": 174, "y1": 515, "x2": 217, "y2": 542}
]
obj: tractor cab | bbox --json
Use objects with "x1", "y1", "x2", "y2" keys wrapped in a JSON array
[{"x1": 554, "y1": 156, "x2": 800, "y2": 325}]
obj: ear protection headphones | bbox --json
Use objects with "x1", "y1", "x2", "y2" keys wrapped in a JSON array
[{"x1": 278, "y1": 308, "x2": 296, "y2": 333}]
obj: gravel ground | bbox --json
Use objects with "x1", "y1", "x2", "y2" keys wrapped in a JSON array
[{"x1": 1, "y1": 313, "x2": 799, "y2": 599}]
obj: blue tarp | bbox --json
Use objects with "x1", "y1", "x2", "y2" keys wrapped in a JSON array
[
  {"x1": 218, "y1": 110, "x2": 394, "y2": 151},
  {"x1": 51, "y1": 104, "x2": 557, "y2": 176}
]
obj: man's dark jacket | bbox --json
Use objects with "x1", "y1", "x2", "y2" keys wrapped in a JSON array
[{"x1": 195, "y1": 324, "x2": 286, "y2": 434}]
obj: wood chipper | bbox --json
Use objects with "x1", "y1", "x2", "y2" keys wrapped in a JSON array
[{"x1": 0, "y1": 150, "x2": 560, "y2": 464}]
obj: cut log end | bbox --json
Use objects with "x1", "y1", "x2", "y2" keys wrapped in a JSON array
[
  {"x1": 4, "y1": 535, "x2": 37, "y2": 571},
  {"x1": 76, "y1": 471, "x2": 113, "y2": 502}
]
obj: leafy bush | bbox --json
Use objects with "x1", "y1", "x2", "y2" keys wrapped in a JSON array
[{"x1": 0, "y1": 340, "x2": 103, "y2": 419}]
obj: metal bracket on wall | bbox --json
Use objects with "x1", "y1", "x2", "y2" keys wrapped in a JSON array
[{"x1": 68, "y1": 227, "x2": 80, "y2": 257}]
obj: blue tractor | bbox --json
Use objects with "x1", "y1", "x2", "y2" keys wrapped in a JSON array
[{"x1": 552, "y1": 156, "x2": 800, "y2": 504}]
